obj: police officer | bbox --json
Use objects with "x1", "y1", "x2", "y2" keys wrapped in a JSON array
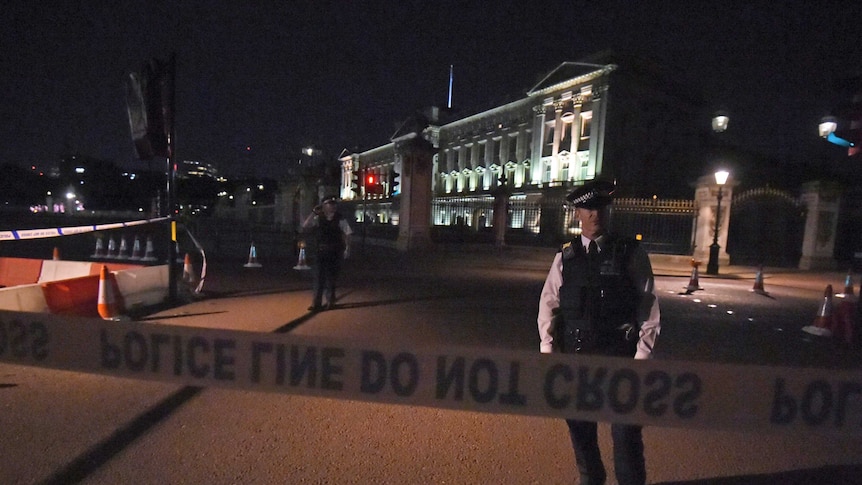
[
  {"x1": 537, "y1": 179, "x2": 660, "y2": 485},
  {"x1": 301, "y1": 197, "x2": 352, "y2": 311}
]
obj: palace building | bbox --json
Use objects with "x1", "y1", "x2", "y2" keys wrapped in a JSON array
[{"x1": 337, "y1": 52, "x2": 710, "y2": 248}]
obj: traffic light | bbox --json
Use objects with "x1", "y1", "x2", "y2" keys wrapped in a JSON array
[
  {"x1": 388, "y1": 169, "x2": 400, "y2": 196},
  {"x1": 365, "y1": 173, "x2": 384, "y2": 195},
  {"x1": 351, "y1": 170, "x2": 362, "y2": 197}
]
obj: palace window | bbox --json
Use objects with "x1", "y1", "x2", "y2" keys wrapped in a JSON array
[
  {"x1": 580, "y1": 112, "x2": 592, "y2": 141},
  {"x1": 508, "y1": 133, "x2": 518, "y2": 162},
  {"x1": 542, "y1": 120, "x2": 555, "y2": 158}
]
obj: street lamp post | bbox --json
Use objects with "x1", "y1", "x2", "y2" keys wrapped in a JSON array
[{"x1": 706, "y1": 170, "x2": 729, "y2": 275}]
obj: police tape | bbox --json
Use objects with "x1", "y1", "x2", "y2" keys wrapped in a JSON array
[
  {"x1": 1, "y1": 309, "x2": 860, "y2": 436},
  {"x1": 0, "y1": 217, "x2": 169, "y2": 241}
]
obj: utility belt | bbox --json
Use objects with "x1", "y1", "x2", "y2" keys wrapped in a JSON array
[{"x1": 555, "y1": 315, "x2": 638, "y2": 356}]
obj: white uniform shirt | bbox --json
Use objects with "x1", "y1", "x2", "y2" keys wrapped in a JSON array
[{"x1": 537, "y1": 234, "x2": 661, "y2": 359}]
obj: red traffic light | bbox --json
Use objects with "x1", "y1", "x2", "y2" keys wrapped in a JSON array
[{"x1": 367, "y1": 174, "x2": 376, "y2": 185}]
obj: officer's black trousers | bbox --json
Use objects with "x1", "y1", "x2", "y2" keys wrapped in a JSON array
[
  {"x1": 566, "y1": 419, "x2": 645, "y2": 485},
  {"x1": 311, "y1": 250, "x2": 341, "y2": 307}
]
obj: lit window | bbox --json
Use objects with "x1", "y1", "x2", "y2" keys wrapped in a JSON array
[
  {"x1": 580, "y1": 112, "x2": 592, "y2": 141},
  {"x1": 542, "y1": 121, "x2": 555, "y2": 157}
]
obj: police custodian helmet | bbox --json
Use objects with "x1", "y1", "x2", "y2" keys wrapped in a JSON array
[{"x1": 565, "y1": 179, "x2": 616, "y2": 209}]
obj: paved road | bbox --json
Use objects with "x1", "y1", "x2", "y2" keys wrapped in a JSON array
[{"x1": 2, "y1": 246, "x2": 861, "y2": 484}]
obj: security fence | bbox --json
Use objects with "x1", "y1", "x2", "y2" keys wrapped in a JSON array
[{"x1": 611, "y1": 198, "x2": 697, "y2": 255}]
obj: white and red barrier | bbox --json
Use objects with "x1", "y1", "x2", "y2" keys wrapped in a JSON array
[{"x1": 0, "y1": 257, "x2": 168, "y2": 316}]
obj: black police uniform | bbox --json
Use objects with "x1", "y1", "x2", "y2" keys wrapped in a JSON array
[
  {"x1": 309, "y1": 212, "x2": 345, "y2": 309},
  {"x1": 555, "y1": 234, "x2": 647, "y2": 485},
  {"x1": 557, "y1": 235, "x2": 640, "y2": 357}
]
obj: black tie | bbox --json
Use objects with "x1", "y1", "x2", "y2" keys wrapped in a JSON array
[{"x1": 587, "y1": 240, "x2": 599, "y2": 272}]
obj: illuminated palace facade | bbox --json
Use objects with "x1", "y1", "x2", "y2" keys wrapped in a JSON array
[{"x1": 338, "y1": 54, "x2": 705, "y2": 243}]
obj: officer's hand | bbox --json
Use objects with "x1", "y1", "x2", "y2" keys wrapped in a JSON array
[{"x1": 343, "y1": 248, "x2": 350, "y2": 260}]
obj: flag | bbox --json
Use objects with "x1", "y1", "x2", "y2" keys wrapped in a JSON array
[{"x1": 126, "y1": 55, "x2": 174, "y2": 160}]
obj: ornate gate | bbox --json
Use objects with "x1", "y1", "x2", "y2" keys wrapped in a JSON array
[{"x1": 727, "y1": 187, "x2": 806, "y2": 267}]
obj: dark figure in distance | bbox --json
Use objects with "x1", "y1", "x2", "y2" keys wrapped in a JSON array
[{"x1": 301, "y1": 197, "x2": 352, "y2": 311}]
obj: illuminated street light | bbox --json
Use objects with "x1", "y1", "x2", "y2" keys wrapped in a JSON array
[
  {"x1": 819, "y1": 116, "x2": 838, "y2": 138},
  {"x1": 706, "y1": 170, "x2": 729, "y2": 275},
  {"x1": 712, "y1": 112, "x2": 730, "y2": 133},
  {"x1": 819, "y1": 115, "x2": 855, "y2": 147}
]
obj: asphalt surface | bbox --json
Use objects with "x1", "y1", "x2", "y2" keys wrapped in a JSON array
[{"x1": 2, "y1": 244, "x2": 861, "y2": 484}]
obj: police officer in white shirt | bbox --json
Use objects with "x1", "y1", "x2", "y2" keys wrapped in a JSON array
[{"x1": 537, "y1": 179, "x2": 660, "y2": 485}]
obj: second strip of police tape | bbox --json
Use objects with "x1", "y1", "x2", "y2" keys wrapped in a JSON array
[
  {"x1": 0, "y1": 309, "x2": 859, "y2": 436},
  {"x1": 0, "y1": 217, "x2": 169, "y2": 241}
]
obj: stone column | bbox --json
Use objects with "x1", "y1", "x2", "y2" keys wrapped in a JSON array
[
  {"x1": 551, "y1": 100, "x2": 563, "y2": 178},
  {"x1": 799, "y1": 180, "x2": 842, "y2": 270},
  {"x1": 692, "y1": 175, "x2": 734, "y2": 266},
  {"x1": 531, "y1": 105, "x2": 545, "y2": 182},
  {"x1": 568, "y1": 99, "x2": 583, "y2": 155},
  {"x1": 395, "y1": 135, "x2": 436, "y2": 252},
  {"x1": 588, "y1": 83, "x2": 608, "y2": 178},
  {"x1": 492, "y1": 185, "x2": 510, "y2": 249}
]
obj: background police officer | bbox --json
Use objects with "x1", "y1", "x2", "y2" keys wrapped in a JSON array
[
  {"x1": 302, "y1": 197, "x2": 352, "y2": 311},
  {"x1": 537, "y1": 179, "x2": 660, "y2": 485}
]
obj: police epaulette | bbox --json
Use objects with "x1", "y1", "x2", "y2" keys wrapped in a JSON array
[{"x1": 561, "y1": 241, "x2": 576, "y2": 259}]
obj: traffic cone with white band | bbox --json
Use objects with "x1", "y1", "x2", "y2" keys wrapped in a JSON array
[
  {"x1": 117, "y1": 236, "x2": 129, "y2": 259},
  {"x1": 685, "y1": 259, "x2": 702, "y2": 294},
  {"x1": 106, "y1": 237, "x2": 118, "y2": 259},
  {"x1": 293, "y1": 241, "x2": 310, "y2": 270},
  {"x1": 91, "y1": 236, "x2": 105, "y2": 258},
  {"x1": 130, "y1": 236, "x2": 143, "y2": 260},
  {"x1": 182, "y1": 253, "x2": 196, "y2": 283},
  {"x1": 751, "y1": 265, "x2": 769, "y2": 296},
  {"x1": 802, "y1": 285, "x2": 834, "y2": 337},
  {"x1": 97, "y1": 265, "x2": 122, "y2": 320},
  {"x1": 244, "y1": 242, "x2": 262, "y2": 268},
  {"x1": 842, "y1": 271, "x2": 855, "y2": 298},
  {"x1": 142, "y1": 236, "x2": 157, "y2": 262}
]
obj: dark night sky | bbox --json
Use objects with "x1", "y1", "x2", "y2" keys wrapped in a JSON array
[{"x1": 2, "y1": 1, "x2": 861, "y2": 179}]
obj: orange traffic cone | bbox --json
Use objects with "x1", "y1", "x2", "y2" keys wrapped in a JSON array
[
  {"x1": 52, "y1": 247, "x2": 61, "y2": 261},
  {"x1": 91, "y1": 236, "x2": 105, "y2": 258},
  {"x1": 802, "y1": 285, "x2": 834, "y2": 337},
  {"x1": 751, "y1": 265, "x2": 769, "y2": 296},
  {"x1": 244, "y1": 242, "x2": 262, "y2": 268},
  {"x1": 182, "y1": 253, "x2": 196, "y2": 283},
  {"x1": 130, "y1": 236, "x2": 143, "y2": 260},
  {"x1": 142, "y1": 236, "x2": 157, "y2": 262},
  {"x1": 685, "y1": 259, "x2": 702, "y2": 294},
  {"x1": 293, "y1": 241, "x2": 310, "y2": 270},
  {"x1": 97, "y1": 265, "x2": 122, "y2": 320}
]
